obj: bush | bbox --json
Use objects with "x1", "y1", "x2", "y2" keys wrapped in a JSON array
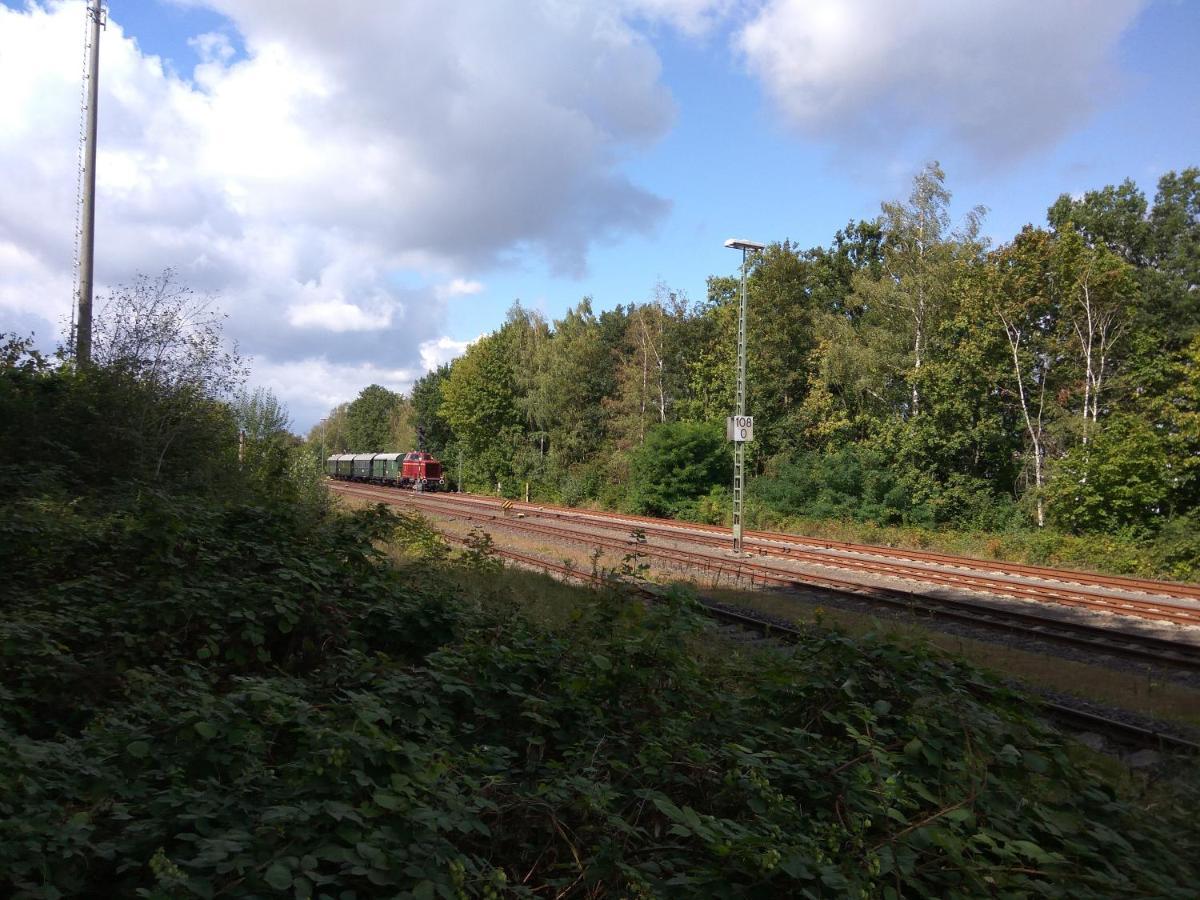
[
  {"x1": 0, "y1": 345, "x2": 238, "y2": 500},
  {"x1": 1153, "y1": 511, "x2": 1200, "y2": 581},
  {"x1": 753, "y1": 448, "x2": 926, "y2": 526},
  {"x1": 1046, "y1": 415, "x2": 1172, "y2": 534},
  {"x1": 625, "y1": 421, "x2": 727, "y2": 516}
]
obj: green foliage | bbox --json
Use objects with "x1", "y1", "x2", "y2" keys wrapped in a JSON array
[
  {"x1": 410, "y1": 363, "x2": 455, "y2": 455},
  {"x1": 1153, "y1": 510, "x2": 1200, "y2": 581},
  {"x1": 345, "y1": 384, "x2": 404, "y2": 451},
  {"x1": 3, "y1": 494, "x2": 1198, "y2": 897},
  {"x1": 753, "y1": 448, "x2": 923, "y2": 526},
  {"x1": 307, "y1": 401, "x2": 351, "y2": 455},
  {"x1": 1046, "y1": 416, "x2": 1171, "y2": 534},
  {"x1": 233, "y1": 386, "x2": 292, "y2": 440},
  {"x1": 440, "y1": 333, "x2": 523, "y2": 486},
  {"x1": 626, "y1": 420, "x2": 727, "y2": 516},
  {"x1": 0, "y1": 334, "x2": 238, "y2": 499},
  {"x1": 535, "y1": 298, "x2": 615, "y2": 467}
]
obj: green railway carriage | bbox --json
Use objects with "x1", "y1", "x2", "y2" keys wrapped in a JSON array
[
  {"x1": 351, "y1": 453, "x2": 377, "y2": 480},
  {"x1": 371, "y1": 452, "x2": 403, "y2": 483},
  {"x1": 326, "y1": 453, "x2": 350, "y2": 477},
  {"x1": 326, "y1": 453, "x2": 355, "y2": 478}
]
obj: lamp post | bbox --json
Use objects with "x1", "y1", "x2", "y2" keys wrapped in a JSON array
[{"x1": 724, "y1": 238, "x2": 765, "y2": 554}]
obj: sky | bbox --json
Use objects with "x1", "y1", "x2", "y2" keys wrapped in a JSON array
[{"x1": 1, "y1": 0, "x2": 1197, "y2": 431}]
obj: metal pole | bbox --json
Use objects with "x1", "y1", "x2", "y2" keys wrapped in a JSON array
[
  {"x1": 732, "y1": 248, "x2": 748, "y2": 553},
  {"x1": 75, "y1": 0, "x2": 103, "y2": 367}
]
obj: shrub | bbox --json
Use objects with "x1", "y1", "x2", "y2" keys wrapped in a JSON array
[{"x1": 625, "y1": 421, "x2": 727, "y2": 516}]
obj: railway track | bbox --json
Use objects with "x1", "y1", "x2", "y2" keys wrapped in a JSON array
[
  {"x1": 331, "y1": 482, "x2": 1200, "y2": 673},
  {"x1": 434, "y1": 527, "x2": 1200, "y2": 756},
  {"x1": 393, "y1": 489, "x2": 1200, "y2": 626},
  {"x1": 444, "y1": 491, "x2": 1200, "y2": 603},
  {"x1": 392, "y1": 491, "x2": 1200, "y2": 627}
]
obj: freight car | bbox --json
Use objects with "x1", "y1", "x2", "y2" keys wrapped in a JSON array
[{"x1": 326, "y1": 450, "x2": 445, "y2": 492}]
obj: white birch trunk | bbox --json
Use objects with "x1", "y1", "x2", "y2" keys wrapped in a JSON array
[{"x1": 1000, "y1": 313, "x2": 1047, "y2": 527}]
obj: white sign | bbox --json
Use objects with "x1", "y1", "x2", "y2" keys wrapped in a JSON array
[{"x1": 727, "y1": 415, "x2": 754, "y2": 442}]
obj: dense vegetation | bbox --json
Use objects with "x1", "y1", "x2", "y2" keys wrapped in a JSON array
[
  {"x1": 313, "y1": 165, "x2": 1200, "y2": 578},
  {"x1": 4, "y1": 330, "x2": 1199, "y2": 897}
]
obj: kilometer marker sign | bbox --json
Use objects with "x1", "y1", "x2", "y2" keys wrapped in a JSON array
[{"x1": 727, "y1": 415, "x2": 754, "y2": 442}]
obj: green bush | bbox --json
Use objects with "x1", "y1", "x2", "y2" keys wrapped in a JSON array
[
  {"x1": 1153, "y1": 511, "x2": 1200, "y2": 581},
  {"x1": 626, "y1": 421, "x2": 727, "y2": 516},
  {"x1": 1046, "y1": 416, "x2": 1172, "y2": 535},
  {"x1": 751, "y1": 449, "x2": 1020, "y2": 532}
]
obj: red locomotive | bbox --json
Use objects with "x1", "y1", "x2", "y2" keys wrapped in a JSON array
[{"x1": 399, "y1": 451, "x2": 443, "y2": 491}]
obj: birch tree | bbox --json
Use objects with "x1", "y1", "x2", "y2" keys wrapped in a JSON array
[
  {"x1": 861, "y1": 162, "x2": 985, "y2": 417},
  {"x1": 989, "y1": 228, "x2": 1069, "y2": 527}
]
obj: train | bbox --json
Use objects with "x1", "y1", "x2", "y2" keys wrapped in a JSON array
[{"x1": 326, "y1": 451, "x2": 445, "y2": 491}]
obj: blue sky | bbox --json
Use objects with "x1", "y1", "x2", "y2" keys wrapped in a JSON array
[{"x1": 1, "y1": 1, "x2": 1197, "y2": 429}]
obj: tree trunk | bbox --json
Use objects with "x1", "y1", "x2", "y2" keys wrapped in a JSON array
[{"x1": 1000, "y1": 314, "x2": 1047, "y2": 527}]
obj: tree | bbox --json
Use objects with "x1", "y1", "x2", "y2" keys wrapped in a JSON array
[
  {"x1": 1046, "y1": 415, "x2": 1170, "y2": 534},
  {"x1": 537, "y1": 299, "x2": 615, "y2": 467},
  {"x1": 410, "y1": 365, "x2": 454, "y2": 455},
  {"x1": 743, "y1": 242, "x2": 820, "y2": 460},
  {"x1": 91, "y1": 270, "x2": 247, "y2": 479},
  {"x1": 439, "y1": 333, "x2": 523, "y2": 487},
  {"x1": 609, "y1": 296, "x2": 671, "y2": 451},
  {"x1": 231, "y1": 387, "x2": 299, "y2": 490},
  {"x1": 233, "y1": 387, "x2": 292, "y2": 441},
  {"x1": 807, "y1": 219, "x2": 885, "y2": 322},
  {"x1": 499, "y1": 303, "x2": 552, "y2": 465},
  {"x1": 626, "y1": 420, "x2": 727, "y2": 516},
  {"x1": 1051, "y1": 231, "x2": 1135, "y2": 442},
  {"x1": 856, "y1": 162, "x2": 985, "y2": 417},
  {"x1": 988, "y1": 228, "x2": 1071, "y2": 527},
  {"x1": 307, "y1": 402, "x2": 350, "y2": 455},
  {"x1": 1146, "y1": 168, "x2": 1200, "y2": 342},
  {"x1": 1048, "y1": 178, "x2": 1150, "y2": 266},
  {"x1": 345, "y1": 384, "x2": 403, "y2": 451}
]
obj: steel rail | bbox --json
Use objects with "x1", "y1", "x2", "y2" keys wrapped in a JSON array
[
  {"x1": 432, "y1": 488, "x2": 1200, "y2": 602},
  {"x1": 334, "y1": 484, "x2": 1200, "y2": 627},
  {"x1": 331, "y1": 483, "x2": 1200, "y2": 671}
]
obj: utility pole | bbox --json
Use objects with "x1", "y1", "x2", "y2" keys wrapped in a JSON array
[
  {"x1": 75, "y1": 0, "x2": 105, "y2": 367},
  {"x1": 724, "y1": 238, "x2": 765, "y2": 555}
]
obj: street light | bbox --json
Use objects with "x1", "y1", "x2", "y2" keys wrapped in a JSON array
[{"x1": 724, "y1": 238, "x2": 765, "y2": 554}]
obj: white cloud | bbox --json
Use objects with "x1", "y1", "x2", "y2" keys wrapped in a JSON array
[
  {"x1": 437, "y1": 278, "x2": 485, "y2": 299},
  {"x1": 419, "y1": 335, "x2": 476, "y2": 372},
  {"x1": 287, "y1": 300, "x2": 392, "y2": 332},
  {"x1": 736, "y1": 0, "x2": 1146, "y2": 163},
  {"x1": 0, "y1": 0, "x2": 676, "y2": 427},
  {"x1": 188, "y1": 31, "x2": 235, "y2": 65},
  {"x1": 251, "y1": 357, "x2": 419, "y2": 430},
  {"x1": 619, "y1": 0, "x2": 734, "y2": 37}
]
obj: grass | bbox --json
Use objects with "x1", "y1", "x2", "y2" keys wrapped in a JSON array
[{"x1": 742, "y1": 508, "x2": 1182, "y2": 581}]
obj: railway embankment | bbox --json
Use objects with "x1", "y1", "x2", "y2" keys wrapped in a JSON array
[{"x1": 334, "y1": 483, "x2": 1200, "y2": 737}]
